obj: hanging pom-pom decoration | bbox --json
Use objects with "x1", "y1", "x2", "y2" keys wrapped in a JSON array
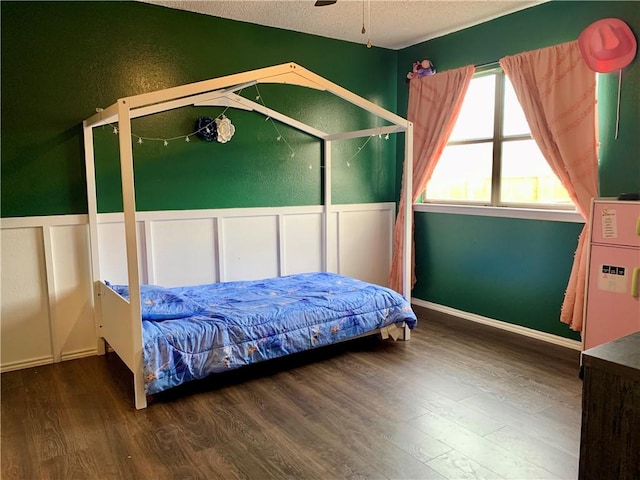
[
  {"x1": 185, "y1": 136, "x2": 190, "y2": 143},
  {"x1": 113, "y1": 126, "x2": 119, "y2": 135},
  {"x1": 195, "y1": 116, "x2": 217, "y2": 142},
  {"x1": 215, "y1": 115, "x2": 235, "y2": 144},
  {"x1": 163, "y1": 140, "x2": 169, "y2": 147},
  {"x1": 137, "y1": 137, "x2": 143, "y2": 145}
]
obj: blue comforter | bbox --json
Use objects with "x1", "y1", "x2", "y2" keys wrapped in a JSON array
[{"x1": 108, "y1": 272, "x2": 417, "y2": 395}]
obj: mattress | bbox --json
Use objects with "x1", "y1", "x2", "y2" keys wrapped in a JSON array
[{"x1": 108, "y1": 272, "x2": 417, "y2": 395}]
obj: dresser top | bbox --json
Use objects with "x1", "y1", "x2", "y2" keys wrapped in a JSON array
[{"x1": 583, "y1": 331, "x2": 640, "y2": 380}]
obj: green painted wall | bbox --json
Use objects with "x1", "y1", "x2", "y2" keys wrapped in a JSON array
[
  {"x1": 414, "y1": 214, "x2": 585, "y2": 338},
  {"x1": 1, "y1": 1, "x2": 398, "y2": 216},
  {"x1": 398, "y1": 1, "x2": 639, "y2": 340}
]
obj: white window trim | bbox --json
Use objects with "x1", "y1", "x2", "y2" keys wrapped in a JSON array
[{"x1": 413, "y1": 202, "x2": 584, "y2": 223}]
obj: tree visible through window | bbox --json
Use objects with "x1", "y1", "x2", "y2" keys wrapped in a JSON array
[{"x1": 424, "y1": 68, "x2": 574, "y2": 208}]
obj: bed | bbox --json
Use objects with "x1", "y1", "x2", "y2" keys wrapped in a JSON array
[
  {"x1": 83, "y1": 63, "x2": 415, "y2": 408},
  {"x1": 104, "y1": 272, "x2": 416, "y2": 396}
]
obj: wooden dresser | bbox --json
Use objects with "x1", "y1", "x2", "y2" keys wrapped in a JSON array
[{"x1": 579, "y1": 331, "x2": 640, "y2": 479}]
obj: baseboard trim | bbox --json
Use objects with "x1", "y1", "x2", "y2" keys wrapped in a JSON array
[
  {"x1": 412, "y1": 298, "x2": 582, "y2": 351},
  {"x1": 1, "y1": 348, "x2": 99, "y2": 374},
  {"x1": 61, "y1": 348, "x2": 98, "y2": 362},
  {"x1": 0, "y1": 355, "x2": 55, "y2": 373}
]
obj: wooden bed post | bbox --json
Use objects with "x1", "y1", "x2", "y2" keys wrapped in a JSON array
[
  {"x1": 117, "y1": 98, "x2": 147, "y2": 410},
  {"x1": 83, "y1": 120, "x2": 106, "y2": 355},
  {"x1": 402, "y1": 122, "x2": 414, "y2": 301},
  {"x1": 323, "y1": 139, "x2": 332, "y2": 273},
  {"x1": 401, "y1": 322, "x2": 411, "y2": 341}
]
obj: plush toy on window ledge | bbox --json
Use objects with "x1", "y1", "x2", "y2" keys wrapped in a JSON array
[{"x1": 406, "y1": 59, "x2": 436, "y2": 82}]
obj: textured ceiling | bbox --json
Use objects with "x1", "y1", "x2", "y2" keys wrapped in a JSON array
[{"x1": 141, "y1": 0, "x2": 545, "y2": 50}]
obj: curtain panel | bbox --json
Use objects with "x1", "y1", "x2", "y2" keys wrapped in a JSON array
[
  {"x1": 500, "y1": 41, "x2": 599, "y2": 332},
  {"x1": 389, "y1": 65, "x2": 475, "y2": 294}
]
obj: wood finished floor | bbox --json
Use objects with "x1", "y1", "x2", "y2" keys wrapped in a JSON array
[{"x1": 2, "y1": 308, "x2": 583, "y2": 480}]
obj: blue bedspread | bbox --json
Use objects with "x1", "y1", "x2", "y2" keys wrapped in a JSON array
[{"x1": 108, "y1": 272, "x2": 417, "y2": 395}]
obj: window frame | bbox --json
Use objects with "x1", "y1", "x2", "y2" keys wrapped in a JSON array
[{"x1": 418, "y1": 66, "x2": 580, "y2": 222}]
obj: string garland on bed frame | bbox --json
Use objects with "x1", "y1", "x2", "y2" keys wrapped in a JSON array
[{"x1": 96, "y1": 83, "x2": 390, "y2": 169}]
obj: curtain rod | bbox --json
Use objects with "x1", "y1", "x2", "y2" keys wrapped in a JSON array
[{"x1": 475, "y1": 60, "x2": 500, "y2": 71}]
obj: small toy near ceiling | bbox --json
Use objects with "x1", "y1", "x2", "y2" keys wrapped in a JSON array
[{"x1": 406, "y1": 59, "x2": 436, "y2": 83}]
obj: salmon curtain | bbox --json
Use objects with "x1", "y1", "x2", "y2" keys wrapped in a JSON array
[
  {"x1": 389, "y1": 65, "x2": 475, "y2": 294},
  {"x1": 500, "y1": 41, "x2": 598, "y2": 332}
]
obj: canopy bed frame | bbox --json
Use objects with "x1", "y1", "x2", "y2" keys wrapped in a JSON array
[{"x1": 83, "y1": 62, "x2": 414, "y2": 409}]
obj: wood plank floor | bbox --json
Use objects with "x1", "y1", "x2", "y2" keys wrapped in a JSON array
[{"x1": 1, "y1": 308, "x2": 583, "y2": 479}]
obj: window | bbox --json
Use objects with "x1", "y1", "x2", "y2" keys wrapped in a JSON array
[{"x1": 424, "y1": 69, "x2": 574, "y2": 209}]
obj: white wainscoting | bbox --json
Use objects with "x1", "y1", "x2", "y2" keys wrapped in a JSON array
[
  {"x1": 0, "y1": 203, "x2": 395, "y2": 372},
  {"x1": 1, "y1": 216, "x2": 95, "y2": 372}
]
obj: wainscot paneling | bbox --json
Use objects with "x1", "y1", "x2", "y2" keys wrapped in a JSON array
[
  {"x1": 1, "y1": 216, "x2": 95, "y2": 372},
  {"x1": 281, "y1": 212, "x2": 324, "y2": 276},
  {"x1": 220, "y1": 214, "x2": 280, "y2": 282},
  {"x1": 0, "y1": 203, "x2": 395, "y2": 372},
  {"x1": 50, "y1": 224, "x2": 96, "y2": 361},
  {"x1": 149, "y1": 218, "x2": 218, "y2": 287},
  {"x1": 338, "y1": 207, "x2": 394, "y2": 288}
]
